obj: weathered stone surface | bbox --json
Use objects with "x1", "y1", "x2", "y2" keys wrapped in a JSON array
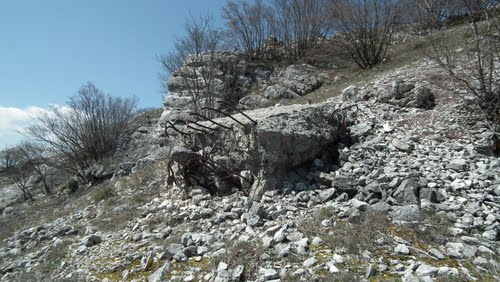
[
  {"x1": 264, "y1": 85, "x2": 299, "y2": 100},
  {"x1": 391, "y1": 205, "x2": 421, "y2": 223},
  {"x1": 350, "y1": 122, "x2": 373, "y2": 138},
  {"x1": 175, "y1": 102, "x2": 342, "y2": 199},
  {"x1": 81, "y1": 234, "x2": 102, "y2": 247},
  {"x1": 393, "y1": 179, "x2": 420, "y2": 205},
  {"x1": 342, "y1": 85, "x2": 367, "y2": 102},
  {"x1": 415, "y1": 264, "x2": 439, "y2": 278},
  {"x1": 149, "y1": 262, "x2": 170, "y2": 282},
  {"x1": 377, "y1": 80, "x2": 434, "y2": 109}
]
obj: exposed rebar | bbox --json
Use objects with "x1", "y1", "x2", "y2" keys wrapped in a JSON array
[
  {"x1": 189, "y1": 121, "x2": 217, "y2": 131},
  {"x1": 202, "y1": 107, "x2": 246, "y2": 127},
  {"x1": 189, "y1": 112, "x2": 232, "y2": 130},
  {"x1": 165, "y1": 121, "x2": 189, "y2": 137},
  {"x1": 217, "y1": 100, "x2": 257, "y2": 125}
]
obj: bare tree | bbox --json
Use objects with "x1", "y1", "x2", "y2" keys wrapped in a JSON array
[
  {"x1": 428, "y1": 0, "x2": 500, "y2": 128},
  {"x1": 25, "y1": 83, "x2": 138, "y2": 181},
  {"x1": 272, "y1": 0, "x2": 334, "y2": 60},
  {"x1": 0, "y1": 146, "x2": 16, "y2": 172},
  {"x1": 5, "y1": 146, "x2": 34, "y2": 201},
  {"x1": 158, "y1": 14, "x2": 232, "y2": 118},
  {"x1": 409, "y1": 0, "x2": 499, "y2": 31},
  {"x1": 222, "y1": 0, "x2": 275, "y2": 60},
  {"x1": 409, "y1": 0, "x2": 459, "y2": 30},
  {"x1": 14, "y1": 142, "x2": 52, "y2": 195},
  {"x1": 331, "y1": 0, "x2": 400, "y2": 69}
]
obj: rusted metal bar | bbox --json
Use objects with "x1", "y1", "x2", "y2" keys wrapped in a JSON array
[
  {"x1": 165, "y1": 121, "x2": 189, "y2": 137},
  {"x1": 189, "y1": 121, "x2": 217, "y2": 131},
  {"x1": 186, "y1": 123, "x2": 209, "y2": 134},
  {"x1": 217, "y1": 100, "x2": 257, "y2": 125},
  {"x1": 189, "y1": 112, "x2": 232, "y2": 130},
  {"x1": 204, "y1": 159, "x2": 251, "y2": 184},
  {"x1": 202, "y1": 107, "x2": 246, "y2": 127}
]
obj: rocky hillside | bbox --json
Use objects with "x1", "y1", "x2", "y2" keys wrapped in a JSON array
[{"x1": 1, "y1": 25, "x2": 500, "y2": 282}]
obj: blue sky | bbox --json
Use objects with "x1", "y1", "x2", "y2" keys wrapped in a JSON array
[{"x1": 0, "y1": 0, "x2": 225, "y2": 147}]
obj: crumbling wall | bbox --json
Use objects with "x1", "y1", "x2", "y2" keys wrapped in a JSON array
[{"x1": 165, "y1": 102, "x2": 347, "y2": 200}]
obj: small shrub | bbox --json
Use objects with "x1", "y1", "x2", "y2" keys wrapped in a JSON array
[
  {"x1": 62, "y1": 178, "x2": 79, "y2": 194},
  {"x1": 93, "y1": 185, "x2": 115, "y2": 203},
  {"x1": 210, "y1": 240, "x2": 265, "y2": 280}
]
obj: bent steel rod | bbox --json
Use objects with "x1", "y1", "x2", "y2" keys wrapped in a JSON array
[
  {"x1": 217, "y1": 100, "x2": 257, "y2": 125},
  {"x1": 186, "y1": 123, "x2": 209, "y2": 134},
  {"x1": 165, "y1": 121, "x2": 189, "y2": 137},
  {"x1": 188, "y1": 121, "x2": 217, "y2": 131},
  {"x1": 202, "y1": 107, "x2": 246, "y2": 127},
  {"x1": 189, "y1": 112, "x2": 232, "y2": 130}
]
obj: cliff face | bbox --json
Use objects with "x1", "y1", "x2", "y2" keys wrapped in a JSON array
[{"x1": 162, "y1": 52, "x2": 327, "y2": 111}]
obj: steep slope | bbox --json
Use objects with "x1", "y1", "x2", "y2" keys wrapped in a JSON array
[{"x1": 1, "y1": 25, "x2": 500, "y2": 282}]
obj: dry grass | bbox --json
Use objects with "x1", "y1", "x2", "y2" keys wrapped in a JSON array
[
  {"x1": 281, "y1": 18, "x2": 484, "y2": 106},
  {"x1": 299, "y1": 209, "x2": 392, "y2": 254},
  {"x1": 209, "y1": 239, "x2": 266, "y2": 280}
]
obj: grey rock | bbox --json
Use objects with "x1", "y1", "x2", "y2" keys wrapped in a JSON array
[
  {"x1": 482, "y1": 229, "x2": 497, "y2": 241},
  {"x1": 259, "y1": 267, "x2": 280, "y2": 280},
  {"x1": 391, "y1": 205, "x2": 421, "y2": 223},
  {"x1": 332, "y1": 175, "x2": 358, "y2": 197},
  {"x1": 279, "y1": 64, "x2": 324, "y2": 96},
  {"x1": 232, "y1": 265, "x2": 245, "y2": 280},
  {"x1": 149, "y1": 262, "x2": 170, "y2": 282},
  {"x1": 428, "y1": 248, "x2": 445, "y2": 260},
  {"x1": 181, "y1": 233, "x2": 214, "y2": 247},
  {"x1": 158, "y1": 227, "x2": 172, "y2": 239},
  {"x1": 264, "y1": 85, "x2": 299, "y2": 100},
  {"x1": 275, "y1": 243, "x2": 291, "y2": 258},
  {"x1": 239, "y1": 95, "x2": 267, "y2": 110},
  {"x1": 415, "y1": 264, "x2": 439, "y2": 277},
  {"x1": 327, "y1": 262, "x2": 340, "y2": 273},
  {"x1": 392, "y1": 139, "x2": 414, "y2": 152},
  {"x1": 321, "y1": 219, "x2": 332, "y2": 227},
  {"x1": 405, "y1": 86, "x2": 435, "y2": 109},
  {"x1": 445, "y1": 242, "x2": 464, "y2": 258},
  {"x1": 446, "y1": 159, "x2": 468, "y2": 172},
  {"x1": 311, "y1": 237, "x2": 322, "y2": 246},
  {"x1": 318, "y1": 188, "x2": 336, "y2": 202},
  {"x1": 342, "y1": 85, "x2": 367, "y2": 102},
  {"x1": 365, "y1": 264, "x2": 377, "y2": 278},
  {"x1": 379, "y1": 81, "x2": 434, "y2": 109},
  {"x1": 393, "y1": 178, "x2": 420, "y2": 205},
  {"x1": 241, "y1": 212, "x2": 262, "y2": 227},
  {"x1": 394, "y1": 244, "x2": 410, "y2": 255},
  {"x1": 82, "y1": 234, "x2": 102, "y2": 247},
  {"x1": 350, "y1": 122, "x2": 373, "y2": 138},
  {"x1": 350, "y1": 199, "x2": 368, "y2": 211},
  {"x1": 420, "y1": 188, "x2": 441, "y2": 204},
  {"x1": 303, "y1": 257, "x2": 318, "y2": 268},
  {"x1": 293, "y1": 238, "x2": 309, "y2": 255},
  {"x1": 273, "y1": 226, "x2": 289, "y2": 244},
  {"x1": 393, "y1": 80, "x2": 415, "y2": 97},
  {"x1": 166, "y1": 243, "x2": 185, "y2": 256},
  {"x1": 371, "y1": 201, "x2": 391, "y2": 213}
]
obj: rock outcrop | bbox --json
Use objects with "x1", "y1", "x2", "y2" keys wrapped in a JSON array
[{"x1": 164, "y1": 102, "x2": 348, "y2": 200}]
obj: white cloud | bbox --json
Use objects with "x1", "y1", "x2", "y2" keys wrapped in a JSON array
[{"x1": 0, "y1": 106, "x2": 51, "y2": 147}]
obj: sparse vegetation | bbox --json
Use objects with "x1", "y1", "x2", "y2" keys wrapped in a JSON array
[
  {"x1": 2, "y1": 2, "x2": 500, "y2": 282},
  {"x1": 92, "y1": 185, "x2": 115, "y2": 203},
  {"x1": 25, "y1": 82, "x2": 138, "y2": 182},
  {"x1": 61, "y1": 178, "x2": 79, "y2": 195},
  {"x1": 330, "y1": 0, "x2": 401, "y2": 69},
  {"x1": 427, "y1": 0, "x2": 500, "y2": 129}
]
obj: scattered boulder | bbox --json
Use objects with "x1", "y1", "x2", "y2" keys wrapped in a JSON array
[{"x1": 81, "y1": 234, "x2": 102, "y2": 247}]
